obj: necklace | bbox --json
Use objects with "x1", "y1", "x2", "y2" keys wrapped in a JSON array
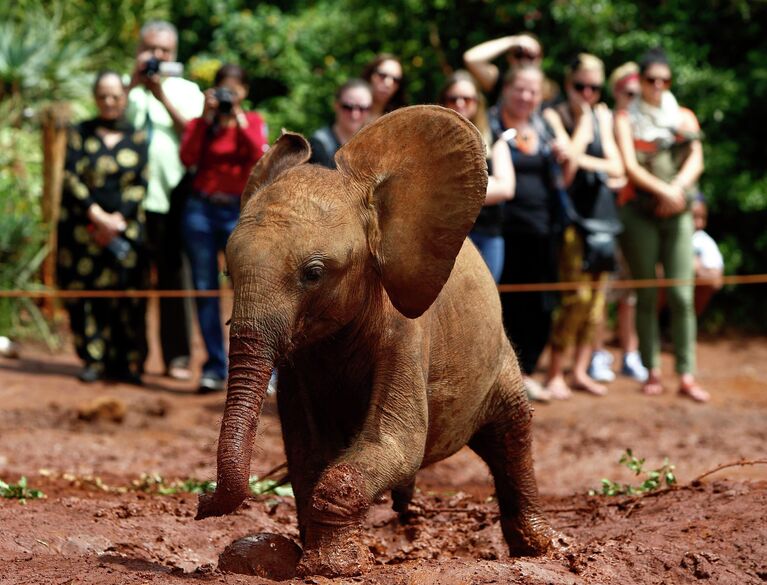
[{"x1": 515, "y1": 127, "x2": 536, "y2": 154}]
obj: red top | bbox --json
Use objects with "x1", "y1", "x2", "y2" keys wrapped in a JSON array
[{"x1": 180, "y1": 112, "x2": 268, "y2": 197}]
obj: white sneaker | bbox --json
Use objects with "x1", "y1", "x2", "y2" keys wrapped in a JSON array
[
  {"x1": 622, "y1": 351, "x2": 649, "y2": 382},
  {"x1": 588, "y1": 350, "x2": 616, "y2": 383},
  {"x1": 524, "y1": 377, "x2": 552, "y2": 403},
  {"x1": 198, "y1": 373, "x2": 226, "y2": 393},
  {"x1": 0, "y1": 336, "x2": 19, "y2": 359},
  {"x1": 267, "y1": 371, "x2": 278, "y2": 395}
]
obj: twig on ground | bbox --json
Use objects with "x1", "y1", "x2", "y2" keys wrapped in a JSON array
[{"x1": 690, "y1": 458, "x2": 767, "y2": 485}]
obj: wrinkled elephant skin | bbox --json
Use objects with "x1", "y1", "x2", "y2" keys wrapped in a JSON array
[{"x1": 196, "y1": 106, "x2": 556, "y2": 577}]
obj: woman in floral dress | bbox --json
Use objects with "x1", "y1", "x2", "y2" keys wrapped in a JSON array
[{"x1": 58, "y1": 70, "x2": 149, "y2": 384}]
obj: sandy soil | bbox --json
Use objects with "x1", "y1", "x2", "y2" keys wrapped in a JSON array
[{"x1": 1, "y1": 309, "x2": 766, "y2": 584}]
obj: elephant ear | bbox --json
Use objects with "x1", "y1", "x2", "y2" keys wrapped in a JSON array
[
  {"x1": 241, "y1": 130, "x2": 311, "y2": 210},
  {"x1": 335, "y1": 105, "x2": 487, "y2": 318}
]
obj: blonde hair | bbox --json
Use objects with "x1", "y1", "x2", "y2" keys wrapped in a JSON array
[
  {"x1": 608, "y1": 61, "x2": 639, "y2": 96},
  {"x1": 565, "y1": 53, "x2": 605, "y2": 83}
]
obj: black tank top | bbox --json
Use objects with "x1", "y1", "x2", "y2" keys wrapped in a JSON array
[{"x1": 505, "y1": 147, "x2": 554, "y2": 235}]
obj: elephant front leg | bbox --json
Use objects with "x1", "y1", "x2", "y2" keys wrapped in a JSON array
[{"x1": 295, "y1": 463, "x2": 373, "y2": 577}]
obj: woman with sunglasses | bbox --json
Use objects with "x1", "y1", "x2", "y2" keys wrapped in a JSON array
[
  {"x1": 541, "y1": 54, "x2": 625, "y2": 398},
  {"x1": 437, "y1": 70, "x2": 515, "y2": 282},
  {"x1": 309, "y1": 79, "x2": 372, "y2": 169},
  {"x1": 609, "y1": 62, "x2": 641, "y2": 112},
  {"x1": 614, "y1": 48, "x2": 708, "y2": 402},
  {"x1": 361, "y1": 53, "x2": 407, "y2": 121}
]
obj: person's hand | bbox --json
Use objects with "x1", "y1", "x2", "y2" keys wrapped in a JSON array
[
  {"x1": 202, "y1": 88, "x2": 220, "y2": 123},
  {"x1": 130, "y1": 51, "x2": 165, "y2": 99},
  {"x1": 550, "y1": 137, "x2": 571, "y2": 165},
  {"x1": 88, "y1": 205, "x2": 126, "y2": 246},
  {"x1": 655, "y1": 184, "x2": 686, "y2": 217},
  {"x1": 508, "y1": 35, "x2": 542, "y2": 58}
]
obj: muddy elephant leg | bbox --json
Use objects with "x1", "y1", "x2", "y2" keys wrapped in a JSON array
[
  {"x1": 468, "y1": 353, "x2": 556, "y2": 556},
  {"x1": 276, "y1": 374, "x2": 336, "y2": 545},
  {"x1": 296, "y1": 378, "x2": 429, "y2": 577},
  {"x1": 391, "y1": 478, "x2": 416, "y2": 516}
]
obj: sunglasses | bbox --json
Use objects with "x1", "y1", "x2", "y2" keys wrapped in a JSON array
[
  {"x1": 642, "y1": 75, "x2": 672, "y2": 87},
  {"x1": 622, "y1": 90, "x2": 639, "y2": 98},
  {"x1": 373, "y1": 70, "x2": 402, "y2": 84},
  {"x1": 445, "y1": 95, "x2": 477, "y2": 105},
  {"x1": 573, "y1": 81, "x2": 602, "y2": 93},
  {"x1": 339, "y1": 102, "x2": 371, "y2": 113}
]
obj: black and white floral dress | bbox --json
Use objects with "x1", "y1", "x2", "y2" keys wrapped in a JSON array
[{"x1": 57, "y1": 118, "x2": 149, "y2": 377}]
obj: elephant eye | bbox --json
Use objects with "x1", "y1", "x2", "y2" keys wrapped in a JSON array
[{"x1": 301, "y1": 261, "x2": 325, "y2": 284}]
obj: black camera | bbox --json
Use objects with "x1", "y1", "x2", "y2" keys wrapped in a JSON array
[
  {"x1": 106, "y1": 236, "x2": 132, "y2": 262},
  {"x1": 215, "y1": 87, "x2": 234, "y2": 115},
  {"x1": 143, "y1": 56, "x2": 161, "y2": 76}
]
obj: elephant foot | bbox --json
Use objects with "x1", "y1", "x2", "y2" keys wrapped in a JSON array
[
  {"x1": 296, "y1": 463, "x2": 373, "y2": 577},
  {"x1": 502, "y1": 514, "x2": 564, "y2": 557},
  {"x1": 296, "y1": 523, "x2": 373, "y2": 577}
]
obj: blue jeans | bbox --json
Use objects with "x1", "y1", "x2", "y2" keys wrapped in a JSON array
[
  {"x1": 182, "y1": 195, "x2": 240, "y2": 379},
  {"x1": 469, "y1": 232, "x2": 505, "y2": 283}
]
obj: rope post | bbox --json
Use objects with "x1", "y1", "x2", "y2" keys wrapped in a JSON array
[{"x1": 40, "y1": 102, "x2": 72, "y2": 316}]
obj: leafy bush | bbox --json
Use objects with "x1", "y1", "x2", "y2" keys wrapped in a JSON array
[
  {"x1": 2, "y1": 0, "x2": 766, "y2": 333},
  {"x1": 0, "y1": 476, "x2": 46, "y2": 504},
  {"x1": 591, "y1": 449, "x2": 677, "y2": 497}
]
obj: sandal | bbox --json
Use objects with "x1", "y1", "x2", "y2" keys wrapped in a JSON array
[
  {"x1": 679, "y1": 382, "x2": 710, "y2": 403},
  {"x1": 641, "y1": 370, "x2": 664, "y2": 396}
]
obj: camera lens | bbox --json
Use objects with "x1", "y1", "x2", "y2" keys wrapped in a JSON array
[
  {"x1": 143, "y1": 57, "x2": 160, "y2": 76},
  {"x1": 215, "y1": 87, "x2": 234, "y2": 115}
]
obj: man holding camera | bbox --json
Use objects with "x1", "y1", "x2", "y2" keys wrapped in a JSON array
[{"x1": 126, "y1": 20, "x2": 204, "y2": 381}]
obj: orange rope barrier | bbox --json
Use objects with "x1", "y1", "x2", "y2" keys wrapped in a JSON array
[{"x1": 0, "y1": 274, "x2": 765, "y2": 299}]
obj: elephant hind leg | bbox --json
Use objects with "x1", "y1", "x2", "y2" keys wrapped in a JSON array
[
  {"x1": 468, "y1": 355, "x2": 557, "y2": 556},
  {"x1": 391, "y1": 478, "x2": 417, "y2": 524}
]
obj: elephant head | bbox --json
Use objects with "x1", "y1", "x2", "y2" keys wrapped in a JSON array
[{"x1": 196, "y1": 105, "x2": 487, "y2": 519}]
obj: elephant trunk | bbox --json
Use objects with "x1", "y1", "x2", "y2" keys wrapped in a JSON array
[{"x1": 195, "y1": 325, "x2": 276, "y2": 520}]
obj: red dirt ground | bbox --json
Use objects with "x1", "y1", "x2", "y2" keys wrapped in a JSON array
[{"x1": 1, "y1": 304, "x2": 766, "y2": 584}]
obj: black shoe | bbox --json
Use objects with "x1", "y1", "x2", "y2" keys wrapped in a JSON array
[
  {"x1": 78, "y1": 365, "x2": 102, "y2": 383},
  {"x1": 115, "y1": 371, "x2": 144, "y2": 386}
]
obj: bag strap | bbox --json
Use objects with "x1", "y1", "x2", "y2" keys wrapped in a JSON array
[{"x1": 313, "y1": 126, "x2": 339, "y2": 159}]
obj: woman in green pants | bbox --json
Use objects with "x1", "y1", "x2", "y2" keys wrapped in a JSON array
[{"x1": 614, "y1": 48, "x2": 709, "y2": 402}]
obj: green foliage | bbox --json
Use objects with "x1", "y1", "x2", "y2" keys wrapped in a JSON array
[
  {"x1": 0, "y1": 476, "x2": 46, "y2": 503},
  {"x1": 0, "y1": 106, "x2": 54, "y2": 341},
  {"x1": 131, "y1": 473, "x2": 293, "y2": 497},
  {"x1": 590, "y1": 449, "x2": 677, "y2": 496},
  {"x1": 1, "y1": 0, "x2": 765, "y2": 332}
]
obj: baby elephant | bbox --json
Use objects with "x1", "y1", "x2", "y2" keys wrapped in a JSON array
[{"x1": 196, "y1": 105, "x2": 556, "y2": 577}]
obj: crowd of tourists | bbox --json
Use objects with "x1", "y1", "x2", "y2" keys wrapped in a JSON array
[{"x1": 55, "y1": 21, "x2": 723, "y2": 402}]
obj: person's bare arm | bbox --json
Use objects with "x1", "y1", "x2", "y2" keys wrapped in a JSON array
[
  {"x1": 463, "y1": 35, "x2": 540, "y2": 93},
  {"x1": 614, "y1": 111, "x2": 684, "y2": 216},
  {"x1": 671, "y1": 108, "x2": 704, "y2": 192},
  {"x1": 542, "y1": 106, "x2": 586, "y2": 187},
  {"x1": 144, "y1": 76, "x2": 189, "y2": 136},
  {"x1": 485, "y1": 138, "x2": 515, "y2": 205},
  {"x1": 577, "y1": 105, "x2": 624, "y2": 178}
]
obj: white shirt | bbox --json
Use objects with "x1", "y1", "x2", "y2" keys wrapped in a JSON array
[
  {"x1": 693, "y1": 230, "x2": 724, "y2": 270},
  {"x1": 126, "y1": 77, "x2": 204, "y2": 214}
]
